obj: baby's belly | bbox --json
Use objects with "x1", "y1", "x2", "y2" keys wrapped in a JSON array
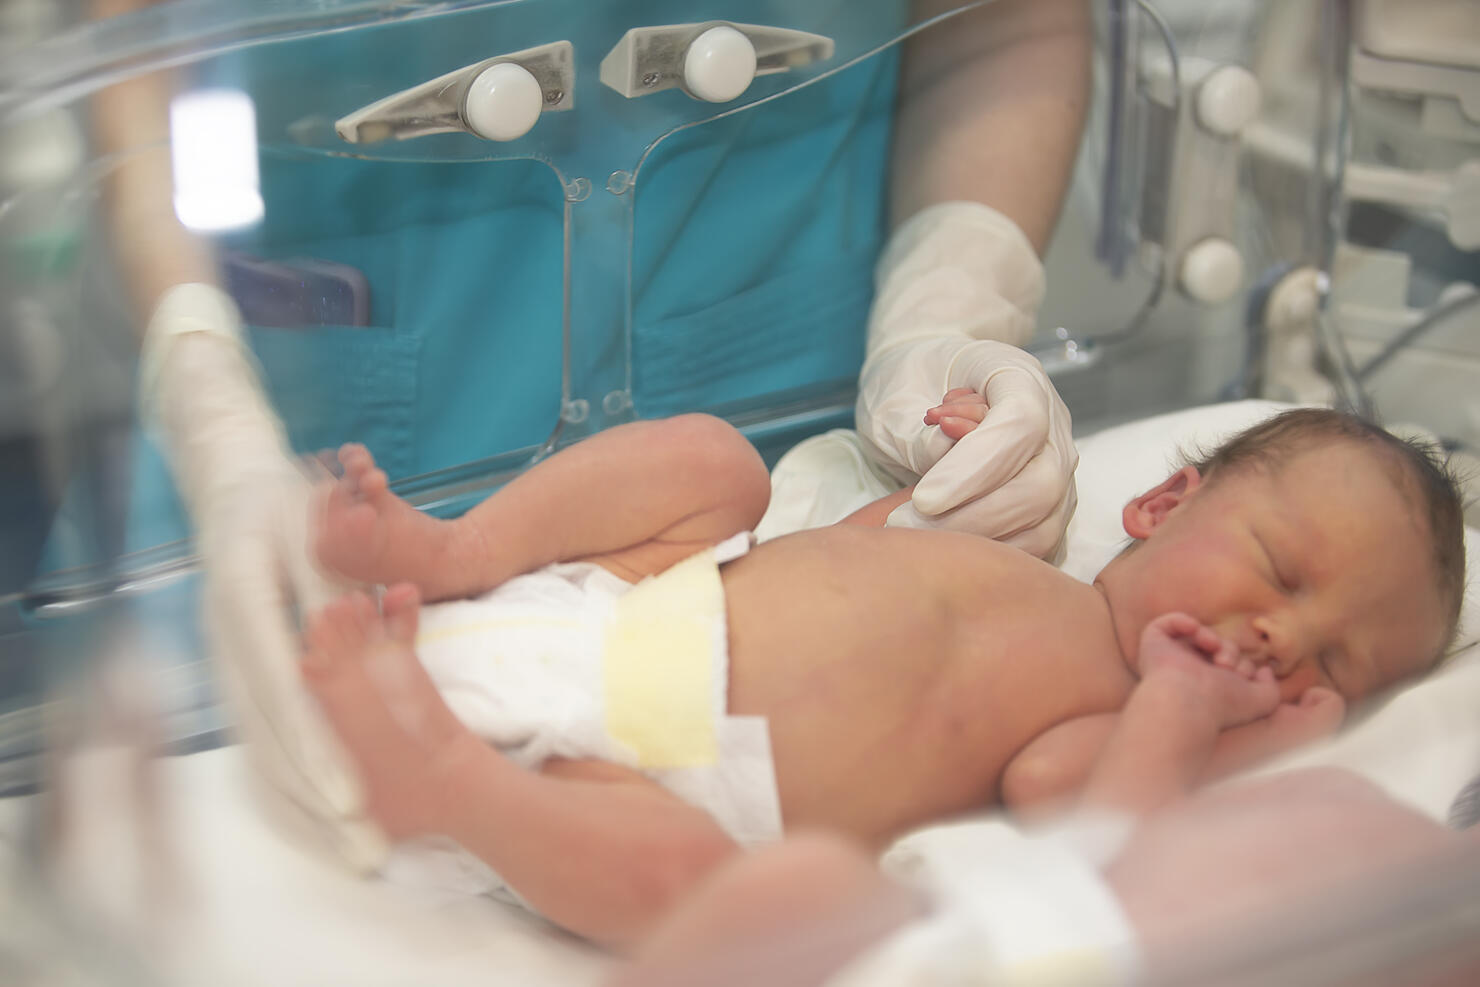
[
  {"x1": 717, "y1": 525, "x2": 1122, "y2": 844},
  {"x1": 721, "y1": 548, "x2": 1017, "y2": 843}
]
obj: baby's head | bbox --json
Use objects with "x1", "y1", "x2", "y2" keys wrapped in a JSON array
[{"x1": 1096, "y1": 408, "x2": 1466, "y2": 705}]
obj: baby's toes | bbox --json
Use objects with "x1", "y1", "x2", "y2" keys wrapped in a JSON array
[
  {"x1": 337, "y1": 443, "x2": 375, "y2": 481},
  {"x1": 358, "y1": 465, "x2": 390, "y2": 500},
  {"x1": 381, "y1": 583, "x2": 422, "y2": 646}
]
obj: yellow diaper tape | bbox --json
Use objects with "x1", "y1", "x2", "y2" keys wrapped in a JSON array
[{"x1": 604, "y1": 548, "x2": 725, "y2": 770}]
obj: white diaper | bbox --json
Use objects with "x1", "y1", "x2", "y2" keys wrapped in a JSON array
[
  {"x1": 825, "y1": 818, "x2": 1141, "y2": 987},
  {"x1": 383, "y1": 532, "x2": 783, "y2": 900}
]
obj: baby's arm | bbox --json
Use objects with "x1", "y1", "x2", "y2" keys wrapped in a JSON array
[
  {"x1": 1079, "y1": 613, "x2": 1280, "y2": 814},
  {"x1": 1002, "y1": 689, "x2": 1346, "y2": 817},
  {"x1": 1200, "y1": 686, "x2": 1346, "y2": 779},
  {"x1": 1004, "y1": 627, "x2": 1346, "y2": 815},
  {"x1": 1000, "y1": 714, "x2": 1116, "y2": 815}
]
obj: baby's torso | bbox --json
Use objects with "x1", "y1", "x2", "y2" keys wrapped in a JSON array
[{"x1": 721, "y1": 525, "x2": 1134, "y2": 847}]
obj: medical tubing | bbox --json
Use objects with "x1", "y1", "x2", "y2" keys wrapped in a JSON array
[
  {"x1": 1353, "y1": 290, "x2": 1480, "y2": 384},
  {"x1": 1308, "y1": 0, "x2": 1373, "y2": 419},
  {"x1": 1040, "y1": 0, "x2": 1179, "y2": 363},
  {"x1": 1097, "y1": 0, "x2": 1130, "y2": 278}
]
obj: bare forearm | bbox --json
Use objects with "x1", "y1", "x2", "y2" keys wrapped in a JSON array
[
  {"x1": 90, "y1": 0, "x2": 220, "y2": 330},
  {"x1": 1080, "y1": 678, "x2": 1222, "y2": 815},
  {"x1": 892, "y1": 0, "x2": 1092, "y2": 249}
]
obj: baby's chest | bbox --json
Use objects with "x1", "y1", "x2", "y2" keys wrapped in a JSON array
[{"x1": 949, "y1": 614, "x2": 1129, "y2": 728}]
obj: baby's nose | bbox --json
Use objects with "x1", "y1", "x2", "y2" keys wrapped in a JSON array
[{"x1": 1250, "y1": 616, "x2": 1302, "y2": 675}]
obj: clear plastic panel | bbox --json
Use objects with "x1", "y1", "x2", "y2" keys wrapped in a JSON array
[
  {"x1": 0, "y1": 0, "x2": 997, "y2": 768},
  {"x1": 2, "y1": 0, "x2": 997, "y2": 587}
]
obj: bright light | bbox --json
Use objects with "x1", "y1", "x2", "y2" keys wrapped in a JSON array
[{"x1": 169, "y1": 88, "x2": 264, "y2": 232}]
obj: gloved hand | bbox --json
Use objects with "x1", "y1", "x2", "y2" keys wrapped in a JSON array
[
  {"x1": 144, "y1": 284, "x2": 387, "y2": 871},
  {"x1": 855, "y1": 202, "x2": 1077, "y2": 560},
  {"x1": 197, "y1": 467, "x2": 389, "y2": 872}
]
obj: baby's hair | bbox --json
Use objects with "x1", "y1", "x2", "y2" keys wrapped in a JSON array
[{"x1": 1180, "y1": 408, "x2": 1467, "y2": 654}]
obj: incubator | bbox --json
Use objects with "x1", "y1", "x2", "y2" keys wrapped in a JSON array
[{"x1": 1, "y1": 0, "x2": 1478, "y2": 983}]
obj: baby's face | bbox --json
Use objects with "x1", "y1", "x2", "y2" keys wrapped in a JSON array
[{"x1": 1096, "y1": 443, "x2": 1447, "y2": 705}]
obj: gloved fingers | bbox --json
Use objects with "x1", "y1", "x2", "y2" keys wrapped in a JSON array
[
  {"x1": 246, "y1": 519, "x2": 392, "y2": 873},
  {"x1": 276, "y1": 470, "x2": 358, "y2": 612},
  {"x1": 996, "y1": 482, "x2": 1077, "y2": 561},
  {"x1": 214, "y1": 567, "x2": 392, "y2": 876},
  {"x1": 890, "y1": 470, "x2": 1076, "y2": 561},
  {"x1": 855, "y1": 339, "x2": 966, "y2": 478},
  {"x1": 908, "y1": 448, "x2": 1074, "y2": 540},
  {"x1": 861, "y1": 394, "x2": 959, "y2": 478},
  {"x1": 200, "y1": 473, "x2": 372, "y2": 828},
  {"x1": 911, "y1": 368, "x2": 1050, "y2": 515},
  {"x1": 209, "y1": 550, "x2": 363, "y2": 818},
  {"x1": 227, "y1": 672, "x2": 389, "y2": 876}
]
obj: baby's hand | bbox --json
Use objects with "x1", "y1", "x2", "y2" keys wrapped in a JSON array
[
  {"x1": 1265, "y1": 685, "x2": 1346, "y2": 742},
  {"x1": 1138, "y1": 612, "x2": 1281, "y2": 730},
  {"x1": 923, "y1": 387, "x2": 988, "y2": 441}
]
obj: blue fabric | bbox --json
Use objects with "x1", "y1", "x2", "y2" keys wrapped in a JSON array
[
  {"x1": 214, "y1": 0, "x2": 905, "y2": 477},
  {"x1": 69, "y1": 0, "x2": 913, "y2": 575}
]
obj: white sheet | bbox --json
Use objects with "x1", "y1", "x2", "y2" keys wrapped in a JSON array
[{"x1": 0, "y1": 745, "x2": 611, "y2": 986}]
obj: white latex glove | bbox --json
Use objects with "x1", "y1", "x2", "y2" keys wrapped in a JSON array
[
  {"x1": 855, "y1": 202, "x2": 1077, "y2": 560},
  {"x1": 144, "y1": 284, "x2": 388, "y2": 872}
]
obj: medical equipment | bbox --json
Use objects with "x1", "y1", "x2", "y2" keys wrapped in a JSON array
[{"x1": 3, "y1": 0, "x2": 1479, "y2": 981}]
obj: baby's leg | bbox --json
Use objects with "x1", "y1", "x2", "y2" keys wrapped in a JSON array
[
  {"x1": 301, "y1": 583, "x2": 479, "y2": 840},
  {"x1": 317, "y1": 414, "x2": 771, "y2": 600},
  {"x1": 610, "y1": 834, "x2": 924, "y2": 987},
  {"x1": 302, "y1": 584, "x2": 740, "y2": 946},
  {"x1": 315, "y1": 444, "x2": 463, "y2": 599}
]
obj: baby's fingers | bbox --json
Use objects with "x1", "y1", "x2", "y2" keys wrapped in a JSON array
[
  {"x1": 1185, "y1": 622, "x2": 1229, "y2": 659},
  {"x1": 924, "y1": 400, "x2": 988, "y2": 426},
  {"x1": 1209, "y1": 636, "x2": 1241, "y2": 670},
  {"x1": 1154, "y1": 613, "x2": 1233, "y2": 662},
  {"x1": 1149, "y1": 611, "x2": 1201, "y2": 639},
  {"x1": 940, "y1": 386, "x2": 982, "y2": 405}
]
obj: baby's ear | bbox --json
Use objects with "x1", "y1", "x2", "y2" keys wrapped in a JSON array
[{"x1": 1122, "y1": 466, "x2": 1201, "y2": 538}]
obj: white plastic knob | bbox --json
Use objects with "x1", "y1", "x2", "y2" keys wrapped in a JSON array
[
  {"x1": 1196, "y1": 65, "x2": 1261, "y2": 137},
  {"x1": 464, "y1": 61, "x2": 544, "y2": 141},
  {"x1": 684, "y1": 25, "x2": 757, "y2": 103},
  {"x1": 1179, "y1": 237, "x2": 1245, "y2": 304}
]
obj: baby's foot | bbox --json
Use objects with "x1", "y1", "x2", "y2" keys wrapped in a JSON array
[
  {"x1": 302, "y1": 584, "x2": 479, "y2": 840},
  {"x1": 314, "y1": 443, "x2": 456, "y2": 596}
]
